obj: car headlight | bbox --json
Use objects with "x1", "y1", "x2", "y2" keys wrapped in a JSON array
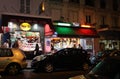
[{"x1": 33, "y1": 55, "x2": 46, "y2": 61}]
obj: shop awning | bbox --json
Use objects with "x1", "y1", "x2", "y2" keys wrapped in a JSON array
[
  {"x1": 54, "y1": 26, "x2": 99, "y2": 38},
  {"x1": 98, "y1": 29, "x2": 120, "y2": 40},
  {"x1": 45, "y1": 24, "x2": 54, "y2": 36}
]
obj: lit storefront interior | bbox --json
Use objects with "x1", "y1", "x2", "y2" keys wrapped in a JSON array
[
  {"x1": 98, "y1": 29, "x2": 120, "y2": 50},
  {"x1": 1, "y1": 13, "x2": 54, "y2": 55},
  {"x1": 99, "y1": 40, "x2": 119, "y2": 50},
  {"x1": 8, "y1": 22, "x2": 42, "y2": 51},
  {"x1": 45, "y1": 22, "x2": 99, "y2": 55},
  {"x1": 50, "y1": 38, "x2": 93, "y2": 52}
]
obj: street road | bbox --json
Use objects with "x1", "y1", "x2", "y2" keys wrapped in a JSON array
[{"x1": 1, "y1": 69, "x2": 87, "y2": 79}]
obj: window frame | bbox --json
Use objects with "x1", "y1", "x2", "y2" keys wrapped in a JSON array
[{"x1": 0, "y1": 48, "x2": 13, "y2": 57}]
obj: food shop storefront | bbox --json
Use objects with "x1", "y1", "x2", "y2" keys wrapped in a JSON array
[
  {"x1": 98, "y1": 28, "x2": 120, "y2": 51},
  {"x1": 45, "y1": 22, "x2": 99, "y2": 55},
  {"x1": 1, "y1": 13, "x2": 54, "y2": 55}
]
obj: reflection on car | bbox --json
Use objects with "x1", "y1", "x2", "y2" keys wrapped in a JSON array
[
  {"x1": 31, "y1": 48, "x2": 91, "y2": 72},
  {"x1": 109, "y1": 50, "x2": 120, "y2": 56},
  {"x1": 90, "y1": 50, "x2": 120, "y2": 66},
  {"x1": 0, "y1": 47, "x2": 27, "y2": 75},
  {"x1": 69, "y1": 56, "x2": 120, "y2": 79}
]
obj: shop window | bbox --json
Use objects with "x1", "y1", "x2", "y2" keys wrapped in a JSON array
[
  {"x1": 100, "y1": 40, "x2": 119, "y2": 50},
  {"x1": 10, "y1": 31, "x2": 41, "y2": 52}
]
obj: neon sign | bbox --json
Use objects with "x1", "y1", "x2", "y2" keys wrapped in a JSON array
[{"x1": 20, "y1": 22, "x2": 31, "y2": 31}]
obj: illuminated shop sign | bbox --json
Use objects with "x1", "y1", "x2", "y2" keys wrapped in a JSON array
[
  {"x1": 53, "y1": 22, "x2": 72, "y2": 26},
  {"x1": 53, "y1": 22, "x2": 80, "y2": 27},
  {"x1": 20, "y1": 22, "x2": 31, "y2": 31},
  {"x1": 81, "y1": 25, "x2": 91, "y2": 28},
  {"x1": 1, "y1": 14, "x2": 53, "y2": 27}
]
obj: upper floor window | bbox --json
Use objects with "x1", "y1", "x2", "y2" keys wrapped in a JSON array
[
  {"x1": 85, "y1": 0, "x2": 95, "y2": 7},
  {"x1": 100, "y1": 16, "x2": 105, "y2": 25},
  {"x1": 99, "y1": 15, "x2": 108, "y2": 28},
  {"x1": 112, "y1": 0, "x2": 118, "y2": 11},
  {"x1": 100, "y1": 0, "x2": 106, "y2": 9},
  {"x1": 86, "y1": 15, "x2": 91, "y2": 24},
  {"x1": 69, "y1": 0, "x2": 80, "y2": 3},
  {"x1": 112, "y1": 16, "x2": 119, "y2": 28},
  {"x1": 26, "y1": 0, "x2": 30, "y2": 14},
  {"x1": 49, "y1": 0, "x2": 63, "y2": 2},
  {"x1": 20, "y1": 0, "x2": 30, "y2": 14},
  {"x1": 20, "y1": 0, "x2": 25, "y2": 13}
]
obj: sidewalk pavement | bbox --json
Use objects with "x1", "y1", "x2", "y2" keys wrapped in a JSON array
[
  {"x1": 26, "y1": 60, "x2": 32, "y2": 69},
  {"x1": 0, "y1": 75, "x2": 2, "y2": 79}
]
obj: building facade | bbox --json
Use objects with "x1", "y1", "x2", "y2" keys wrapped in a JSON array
[{"x1": 0, "y1": 0, "x2": 120, "y2": 54}]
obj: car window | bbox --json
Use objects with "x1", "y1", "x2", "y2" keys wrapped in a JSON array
[
  {"x1": 66, "y1": 49, "x2": 75, "y2": 56},
  {"x1": 56, "y1": 49, "x2": 67, "y2": 56},
  {"x1": 78, "y1": 50, "x2": 87, "y2": 57},
  {"x1": 0, "y1": 49, "x2": 13, "y2": 57}
]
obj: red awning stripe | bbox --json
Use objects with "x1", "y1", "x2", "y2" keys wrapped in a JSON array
[{"x1": 76, "y1": 28, "x2": 97, "y2": 35}]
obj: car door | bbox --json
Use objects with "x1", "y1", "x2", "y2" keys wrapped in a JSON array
[
  {"x1": 67, "y1": 49, "x2": 79, "y2": 67},
  {"x1": 76, "y1": 49, "x2": 88, "y2": 66},
  {"x1": 63, "y1": 48, "x2": 76, "y2": 68},
  {"x1": 53, "y1": 49, "x2": 70, "y2": 68},
  {"x1": 63, "y1": 48, "x2": 83, "y2": 68}
]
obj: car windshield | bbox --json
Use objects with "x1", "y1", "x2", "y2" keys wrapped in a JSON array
[
  {"x1": 88, "y1": 57, "x2": 120, "y2": 79},
  {"x1": 54, "y1": 48, "x2": 67, "y2": 55}
]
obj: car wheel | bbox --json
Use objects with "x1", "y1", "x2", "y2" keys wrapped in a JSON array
[
  {"x1": 44, "y1": 63, "x2": 54, "y2": 72},
  {"x1": 5, "y1": 63, "x2": 21, "y2": 75},
  {"x1": 82, "y1": 63, "x2": 89, "y2": 71}
]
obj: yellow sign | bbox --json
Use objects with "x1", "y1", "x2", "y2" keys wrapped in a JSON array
[{"x1": 20, "y1": 23, "x2": 31, "y2": 31}]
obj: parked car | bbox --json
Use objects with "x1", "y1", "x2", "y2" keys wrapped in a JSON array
[
  {"x1": 109, "y1": 50, "x2": 120, "y2": 56},
  {"x1": 97, "y1": 49, "x2": 118, "y2": 59},
  {"x1": 0, "y1": 48, "x2": 27, "y2": 75},
  {"x1": 69, "y1": 56, "x2": 120, "y2": 79},
  {"x1": 31, "y1": 48, "x2": 91, "y2": 72},
  {"x1": 90, "y1": 50, "x2": 119, "y2": 66}
]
